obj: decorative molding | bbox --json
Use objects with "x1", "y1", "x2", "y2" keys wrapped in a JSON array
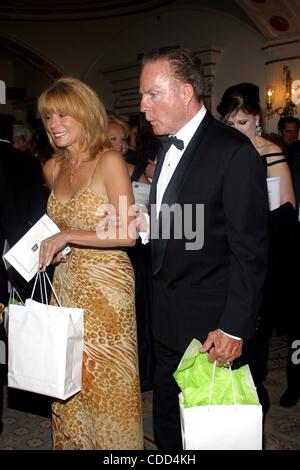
[
  {"x1": 261, "y1": 35, "x2": 300, "y2": 63},
  {"x1": 0, "y1": 0, "x2": 174, "y2": 21},
  {"x1": 236, "y1": 0, "x2": 300, "y2": 38},
  {"x1": 265, "y1": 56, "x2": 300, "y2": 66},
  {"x1": 102, "y1": 46, "x2": 221, "y2": 116},
  {"x1": 102, "y1": 63, "x2": 141, "y2": 116},
  {"x1": 262, "y1": 38, "x2": 300, "y2": 51},
  {"x1": 269, "y1": 15, "x2": 289, "y2": 32},
  {"x1": 0, "y1": 35, "x2": 62, "y2": 79},
  {"x1": 194, "y1": 47, "x2": 222, "y2": 111}
]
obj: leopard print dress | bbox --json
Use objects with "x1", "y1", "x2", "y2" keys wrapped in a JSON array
[{"x1": 47, "y1": 187, "x2": 143, "y2": 450}]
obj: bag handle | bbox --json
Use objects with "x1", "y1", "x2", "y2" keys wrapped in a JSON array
[
  {"x1": 209, "y1": 362, "x2": 237, "y2": 406},
  {"x1": 9, "y1": 287, "x2": 24, "y2": 305},
  {"x1": 45, "y1": 272, "x2": 61, "y2": 307},
  {"x1": 30, "y1": 272, "x2": 62, "y2": 307}
]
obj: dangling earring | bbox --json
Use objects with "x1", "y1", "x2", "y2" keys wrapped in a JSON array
[{"x1": 255, "y1": 123, "x2": 262, "y2": 136}]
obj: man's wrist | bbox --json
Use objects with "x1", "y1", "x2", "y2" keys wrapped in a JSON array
[{"x1": 218, "y1": 328, "x2": 242, "y2": 340}]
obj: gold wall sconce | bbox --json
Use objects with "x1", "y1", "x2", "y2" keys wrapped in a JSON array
[{"x1": 265, "y1": 66, "x2": 297, "y2": 119}]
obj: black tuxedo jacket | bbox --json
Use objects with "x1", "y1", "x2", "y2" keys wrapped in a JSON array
[
  {"x1": 0, "y1": 142, "x2": 48, "y2": 303},
  {"x1": 149, "y1": 112, "x2": 269, "y2": 353}
]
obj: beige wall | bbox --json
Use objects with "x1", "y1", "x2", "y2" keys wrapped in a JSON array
[{"x1": 1, "y1": 4, "x2": 298, "y2": 132}]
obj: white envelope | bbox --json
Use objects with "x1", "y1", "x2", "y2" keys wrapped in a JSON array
[
  {"x1": 3, "y1": 214, "x2": 60, "y2": 282},
  {"x1": 132, "y1": 181, "x2": 150, "y2": 206},
  {"x1": 267, "y1": 176, "x2": 280, "y2": 211}
]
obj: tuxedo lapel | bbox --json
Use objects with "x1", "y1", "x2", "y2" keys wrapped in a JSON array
[
  {"x1": 151, "y1": 111, "x2": 214, "y2": 275},
  {"x1": 162, "y1": 112, "x2": 213, "y2": 208},
  {"x1": 149, "y1": 142, "x2": 168, "y2": 272},
  {"x1": 149, "y1": 143, "x2": 167, "y2": 206}
]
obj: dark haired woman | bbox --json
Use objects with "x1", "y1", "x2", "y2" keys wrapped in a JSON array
[{"x1": 218, "y1": 83, "x2": 300, "y2": 412}]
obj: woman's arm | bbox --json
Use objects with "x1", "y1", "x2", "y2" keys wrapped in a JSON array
[
  {"x1": 268, "y1": 161, "x2": 295, "y2": 207},
  {"x1": 266, "y1": 144, "x2": 295, "y2": 207},
  {"x1": 39, "y1": 151, "x2": 136, "y2": 269},
  {"x1": 138, "y1": 172, "x2": 150, "y2": 184}
]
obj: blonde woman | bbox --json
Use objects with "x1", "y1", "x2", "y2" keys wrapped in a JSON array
[
  {"x1": 108, "y1": 114, "x2": 149, "y2": 184},
  {"x1": 38, "y1": 77, "x2": 143, "y2": 450}
]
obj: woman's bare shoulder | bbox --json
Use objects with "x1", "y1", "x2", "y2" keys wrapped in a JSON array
[
  {"x1": 98, "y1": 148, "x2": 126, "y2": 169},
  {"x1": 258, "y1": 138, "x2": 284, "y2": 156},
  {"x1": 43, "y1": 156, "x2": 58, "y2": 186}
]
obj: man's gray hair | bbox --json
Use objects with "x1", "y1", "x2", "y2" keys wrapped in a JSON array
[
  {"x1": 13, "y1": 123, "x2": 33, "y2": 143},
  {"x1": 142, "y1": 47, "x2": 204, "y2": 101}
]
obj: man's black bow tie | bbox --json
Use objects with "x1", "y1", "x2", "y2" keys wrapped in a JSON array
[{"x1": 159, "y1": 135, "x2": 185, "y2": 151}]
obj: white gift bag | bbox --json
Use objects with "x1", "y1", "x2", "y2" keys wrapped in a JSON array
[
  {"x1": 179, "y1": 363, "x2": 262, "y2": 450},
  {"x1": 0, "y1": 288, "x2": 23, "y2": 366},
  {"x1": 8, "y1": 272, "x2": 84, "y2": 400}
]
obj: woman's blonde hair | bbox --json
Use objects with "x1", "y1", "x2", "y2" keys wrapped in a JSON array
[
  {"x1": 38, "y1": 76, "x2": 110, "y2": 160},
  {"x1": 108, "y1": 113, "x2": 130, "y2": 138}
]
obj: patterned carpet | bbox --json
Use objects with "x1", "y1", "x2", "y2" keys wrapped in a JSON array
[
  {"x1": 0, "y1": 335, "x2": 299, "y2": 450},
  {"x1": 263, "y1": 336, "x2": 300, "y2": 450},
  {"x1": 0, "y1": 388, "x2": 156, "y2": 450}
]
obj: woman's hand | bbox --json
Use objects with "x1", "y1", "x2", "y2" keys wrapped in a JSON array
[
  {"x1": 39, "y1": 232, "x2": 69, "y2": 271},
  {"x1": 133, "y1": 204, "x2": 149, "y2": 232},
  {"x1": 145, "y1": 159, "x2": 156, "y2": 179},
  {"x1": 52, "y1": 252, "x2": 68, "y2": 266}
]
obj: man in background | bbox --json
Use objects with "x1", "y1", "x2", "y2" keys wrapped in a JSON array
[
  {"x1": 278, "y1": 116, "x2": 299, "y2": 149},
  {"x1": 12, "y1": 122, "x2": 33, "y2": 153},
  {"x1": 0, "y1": 113, "x2": 48, "y2": 433}
]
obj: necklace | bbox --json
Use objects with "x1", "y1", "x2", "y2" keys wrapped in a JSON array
[
  {"x1": 69, "y1": 167, "x2": 78, "y2": 183},
  {"x1": 68, "y1": 159, "x2": 89, "y2": 183}
]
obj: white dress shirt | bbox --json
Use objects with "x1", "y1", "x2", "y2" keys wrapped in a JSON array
[
  {"x1": 139, "y1": 107, "x2": 241, "y2": 341},
  {"x1": 156, "y1": 105, "x2": 207, "y2": 213},
  {"x1": 140, "y1": 105, "x2": 207, "y2": 244}
]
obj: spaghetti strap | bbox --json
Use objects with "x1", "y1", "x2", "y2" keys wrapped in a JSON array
[
  {"x1": 87, "y1": 156, "x2": 100, "y2": 188},
  {"x1": 261, "y1": 152, "x2": 286, "y2": 167},
  {"x1": 261, "y1": 152, "x2": 285, "y2": 159},
  {"x1": 266, "y1": 159, "x2": 286, "y2": 167}
]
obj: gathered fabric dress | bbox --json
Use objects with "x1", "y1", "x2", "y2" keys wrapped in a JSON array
[{"x1": 47, "y1": 174, "x2": 143, "y2": 450}]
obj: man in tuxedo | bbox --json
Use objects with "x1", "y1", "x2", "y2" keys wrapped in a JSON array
[
  {"x1": 0, "y1": 114, "x2": 48, "y2": 299},
  {"x1": 139, "y1": 48, "x2": 269, "y2": 449}
]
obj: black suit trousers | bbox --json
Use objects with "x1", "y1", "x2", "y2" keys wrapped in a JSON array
[{"x1": 153, "y1": 341, "x2": 183, "y2": 450}]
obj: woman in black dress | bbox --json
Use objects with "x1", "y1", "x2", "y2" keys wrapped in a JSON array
[{"x1": 217, "y1": 83, "x2": 300, "y2": 412}]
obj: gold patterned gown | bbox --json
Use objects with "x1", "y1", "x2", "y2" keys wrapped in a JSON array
[{"x1": 47, "y1": 187, "x2": 143, "y2": 450}]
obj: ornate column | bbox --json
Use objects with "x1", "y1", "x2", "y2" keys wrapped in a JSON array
[{"x1": 194, "y1": 47, "x2": 222, "y2": 113}]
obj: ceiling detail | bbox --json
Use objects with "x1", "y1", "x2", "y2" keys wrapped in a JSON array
[
  {"x1": 269, "y1": 15, "x2": 289, "y2": 32},
  {"x1": 236, "y1": 0, "x2": 300, "y2": 38},
  {"x1": 0, "y1": 36, "x2": 61, "y2": 79},
  {"x1": 0, "y1": 0, "x2": 174, "y2": 21}
]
